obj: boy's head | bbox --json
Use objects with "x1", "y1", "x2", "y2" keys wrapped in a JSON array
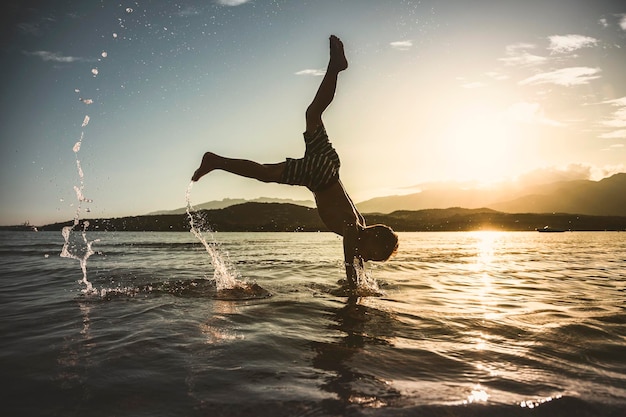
[{"x1": 358, "y1": 224, "x2": 399, "y2": 262}]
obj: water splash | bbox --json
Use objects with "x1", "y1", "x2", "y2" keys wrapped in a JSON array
[
  {"x1": 185, "y1": 182, "x2": 241, "y2": 291},
  {"x1": 60, "y1": 126, "x2": 99, "y2": 294},
  {"x1": 350, "y1": 258, "x2": 383, "y2": 297},
  {"x1": 60, "y1": 222, "x2": 98, "y2": 294},
  {"x1": 61, "y1": 101, "x2": 98, "y2": 294}
]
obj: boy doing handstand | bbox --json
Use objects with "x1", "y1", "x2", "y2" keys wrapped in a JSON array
[{"x1": 192, "y1": 35, "x2": 398, "y2": 289}]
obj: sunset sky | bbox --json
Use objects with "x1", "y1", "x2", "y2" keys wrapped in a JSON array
[{"x1": 1, "y1": 0, "x2": 625, "y2": 226}]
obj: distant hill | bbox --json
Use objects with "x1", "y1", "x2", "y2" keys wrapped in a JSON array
[
  {"x1": 40, "y1": 203, "x2": 324, "y2": 232},
  {"x1": 356, "y1": 173, "x2": 626, "y2": 216},
  {"x1": 149, "y1": 197, "x2": 315, "y2": 215},
  {"x1": 488, "y1": 174, "x2": 626, "y2": 216},
  {"x1": 34, "y1": 203, "x2": 626, "y2": 232},
  {"x1": 148, "y1": 173, "x2": 625, "y2": 217},
  {"x1": 4, "y1": 174, "x2": 624, "y2": 231}
]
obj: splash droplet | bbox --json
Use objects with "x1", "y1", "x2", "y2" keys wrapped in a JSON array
[
  {"x1": 113, "y1": 33, "x2": 118, "y2": 38},
  {"x1": 82, "y1": 115, "x2": 90, "y2": 127},
  {"x1": 91, "y1": 68, "x2": 99, "y2": 77},
  {"x1": 126, "y1": 7, "x2": 133, "y2": 13},
  {"x1": 101, "y1": 51, "x2": 108, "y2": 58},
  {"x1": 186, "y1": 182, "x2": 241, "y2": 290}
]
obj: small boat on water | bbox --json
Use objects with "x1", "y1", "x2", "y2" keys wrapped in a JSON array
[{"x1": 537, "y1": 226, "x2": 566, "y2": 233}]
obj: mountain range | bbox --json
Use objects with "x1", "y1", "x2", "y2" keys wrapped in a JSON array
[
  {"x1": 3, "y1": 173, "x2": 623, "y2": 231},
  {"x1": 155, "y1": 173, "x2": 626, "y2": 217},
  {"x1": 31, "y1": 205, "x2": 626, "y2": 232},
  {"x1": 149, "y1": 197, "x2": 315, "y2": 215},
  {"x1": 356, "y1": 173, "x2": 626, "y2": 216}
]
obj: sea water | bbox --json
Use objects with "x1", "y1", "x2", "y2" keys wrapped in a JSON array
[{"x1": 1, "y1": 231, "x2": 625, "y2": 416}]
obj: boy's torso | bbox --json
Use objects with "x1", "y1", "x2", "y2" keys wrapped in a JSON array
[{"x1": 314, "y1": 181, "x2": 363, "y2": 235}]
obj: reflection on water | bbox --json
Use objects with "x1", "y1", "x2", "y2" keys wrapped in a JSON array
[
  {"x1": 313, "y1": 297, "x2": 401, "y2": 412},
  {"x1": 1, "y1": 231, "x2": 625, "y2": 416},
  {"x1": 199, "y1": 300, "x2": 245, "y2": 345},
  {"x1": 55, "y1": 301, "x2": 94, "y2": 414}
]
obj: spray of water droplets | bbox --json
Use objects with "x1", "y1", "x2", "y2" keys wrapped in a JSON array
[
  {"x1": 60, "y1": 114, "x2": 99, "y2": 295},
  {"x1": 351, "y1": 258, "x2": 382, "y2": 296},
  {"x1": 61, "y1": 38, "x2": 109, "y2": 295},
  {"x1": 185, "y1": 182, "x2": 243, "y2": 291}
]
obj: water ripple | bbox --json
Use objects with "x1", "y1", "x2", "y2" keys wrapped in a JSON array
[{"x1": 1, "y1": 231, "x2": 625, "y2": 416}]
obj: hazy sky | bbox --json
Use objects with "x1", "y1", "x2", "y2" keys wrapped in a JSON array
[{"x1": 1, "y1": 0, "x2": 625, "y2": 225}]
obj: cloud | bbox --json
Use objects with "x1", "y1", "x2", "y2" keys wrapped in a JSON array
[
  {"x1": 455, "y1": 76, "x2": 484, "y2": 88},
  {"x1": 295, "y1": 69, "x2": 325, "y2": 76},
  {"x1": 600, "y1": 97, "x2": 626, "y2": 128},
  {"x1": 216, "y1": 0, "x2": 251, "y2": 6},
  {"x1": 17, "y1": 22, "x2": 42, "y2": 36},
  {"x1": 461, "y1": 82, "x2": 485, "y2": 89},
  {"x1": 601, "y1": 109, "x2": 626, "y2": 128},
  {"x1": 603, "y1": 97, "x2": 626, "y2": 106},
  {"x1": 599, "y1": 14, "x2": 626, "y2": 30},
  {"x1": 599, "y1": 130, "x2": 626, "y2": 139},
  {"x1": 505, "y1": 102, "x2": 564, "y2": 127},
  {"x1": 516, "y1": 163, "x2": 622, "y2": 185},
  {"x1": 601, "y1": 144, "x2": 625, "y2": 152},
  {"x1": 177, "y1": 7, "x2": 200, "y2": 17},
  {"x1": 499, "y1": 43, "x2": 546, "y2": 67},
  {"x1": 23, "y1": 50, "x2": 87, "y2": 63},
  {"x1": 485, "y1": 71, "x2": 509, "y2": 81},
  {"x1": 17, "y1": 15, "x2": 57, "y2": 36},
  {"x1": 548, "y1": 34, "x2": 598, "y2": 54},
  {"x1": 519, "y1": 67, "x2": 601, "y2": 86},
  {"x1": 505, "y1": 42, "x2": 535, "y2": 52},
  {"x1": 390, "y1": 40, "x2": 413, "y2": 51}
]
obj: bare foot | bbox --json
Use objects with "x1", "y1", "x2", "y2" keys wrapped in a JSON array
[
  {"x1": 329, "y1": 35, "x2": 348, "y2": 72},
  {"x1": 192, "y1": 152, "x2": 218, "y2": 182}
]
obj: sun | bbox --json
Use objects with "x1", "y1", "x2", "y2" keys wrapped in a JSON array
[{"x1": 438, "y1": 102, "x2": 521, "y2": 184}]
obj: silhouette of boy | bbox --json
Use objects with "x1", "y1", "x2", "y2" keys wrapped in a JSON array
[{"x1": 192, "y1": 35, "x2": 398, "y2": 289}]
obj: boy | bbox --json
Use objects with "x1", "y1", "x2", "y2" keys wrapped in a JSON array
[{"x1": 192, "y1": 35, "x2": 398, "y2": 289}]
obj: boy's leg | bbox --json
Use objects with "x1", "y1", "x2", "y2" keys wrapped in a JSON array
[
  {"x1": 192, "y1": 152, "x2": 284, "y2": 183},
  {"x1": 193, "y1": 36, "x2": 347, "y2": 184},
  {"x1": 305, "y1": 35, "x2": 348, "y2": 134}
]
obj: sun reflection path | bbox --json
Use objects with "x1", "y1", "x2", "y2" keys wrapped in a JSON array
[
  {"x1": 464, "y1": 232, "x2": 509, "y2": 406},
  {"x1": 471, "y1": 231, "x2": 498, "y2": 268},
  {"x1": 459, "y1": 233, "x2": 567, "y2": 408},
  {"x1": 469, "y1": 231, "x2": 523, "y2": 321}
]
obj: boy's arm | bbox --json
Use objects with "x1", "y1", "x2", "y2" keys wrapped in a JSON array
[{"x1": 343, "y1": 223, "x2": 360, "y2": 289}]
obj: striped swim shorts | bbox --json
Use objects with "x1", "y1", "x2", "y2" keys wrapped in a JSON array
[{"x1": 281, "y1": 126, "x2": 340, "y2": 192}]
